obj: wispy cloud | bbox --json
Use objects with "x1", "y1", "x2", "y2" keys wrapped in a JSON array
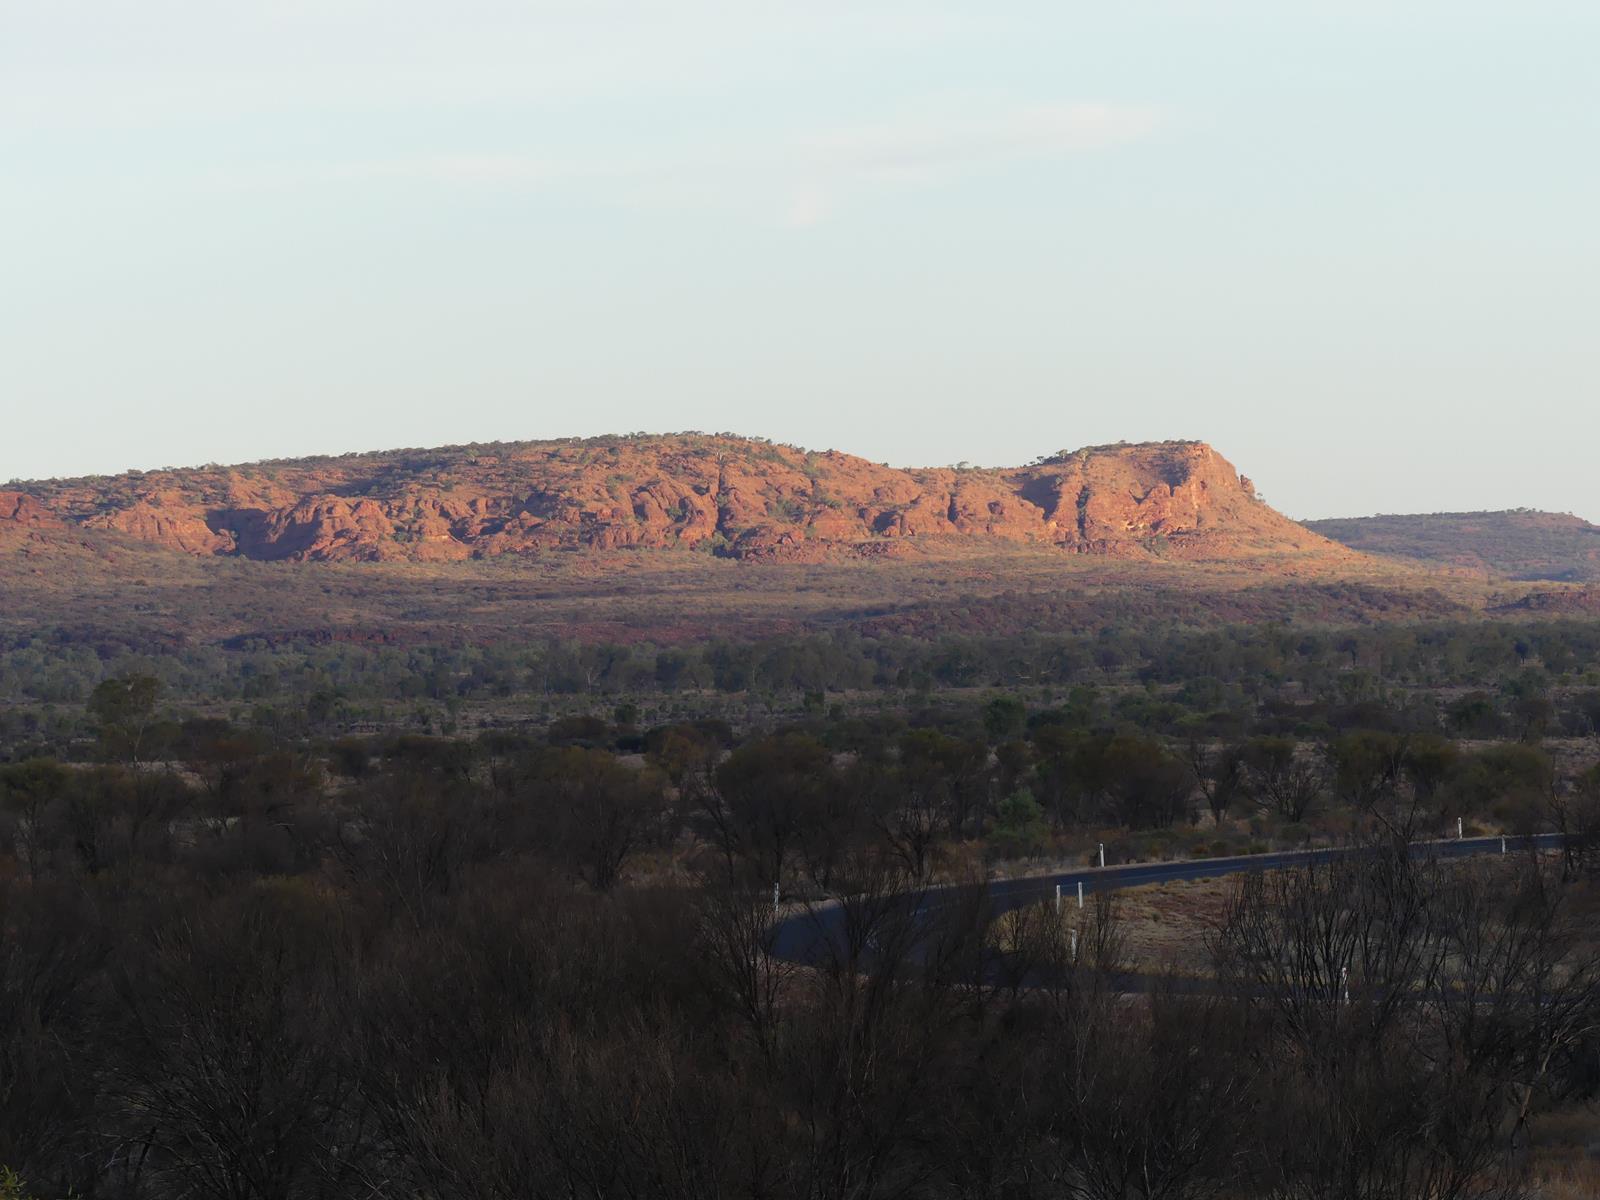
[
  {"x1": 781, "y1": 101, "x2": 1162, "y2": 224},
  {"x1": 805, "y1": 103, "x2": 1162, "y2": 178},
  {"x1": 205, "y1": 154, "x2": 575, "y2": 194},
  {"x1": 0, "y1": 2, "x2": 1008, "y2": 134},
  {"x1": 326, "y1": 155, "x2": 562, "y2": 184},
  {"x1": 208, "y1": 100, "x2": 1164, "y2": 225}
]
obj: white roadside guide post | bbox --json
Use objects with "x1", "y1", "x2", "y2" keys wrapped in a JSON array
[
  {"x1": 1071, "y1": 928, "x2": 1079, "y2": 961},
  {"x1": 1502, "y1": 835, "x2": 1507, "y2": 854},
  {"x1": 1098, "y1": 843, "x2": 1105, "y2": 868},
  {"x1": 1458, "y1": 817, "x2": 1464, "y2": 840},
  {"x1": 1055, "y1": 883, "x2": 1061, "y2": 913},
  {"x1": 1077, "y1": 881, "x2": 1084, "y2": 908}
]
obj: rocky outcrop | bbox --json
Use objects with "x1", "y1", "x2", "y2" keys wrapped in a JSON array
[
  {"x1": 83, "y1": 494, "x2": 234, "y2": 556},
  {"x1": 0, "y1": 491, "x2": 68, "y2": 552},
  {"x1": 0, "y1": 491, "x2": 61, "y2": 528},
  {"x1": 7, "y1": 435, "x2": 1349, "y2": 566},
  {"x1": 1015, "y1": 442, "x2": 1332, "y2": 557}
]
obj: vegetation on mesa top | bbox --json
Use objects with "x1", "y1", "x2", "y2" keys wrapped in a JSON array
[
  {"x1": 8, "y1": 432, "x2": 1209, "y2": 487},
  {"x1": 7, "y1": 432, "x2": 815, "y2": 488}
]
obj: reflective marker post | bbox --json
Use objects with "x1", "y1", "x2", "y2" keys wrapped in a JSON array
[{"x1": 1098, "y1": 843, "x2": 1105, "y2": 868}]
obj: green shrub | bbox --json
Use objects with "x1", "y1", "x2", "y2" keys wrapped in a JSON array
[{"x1": 990, "y1": 788, "x2": 1047, "y2": 855}]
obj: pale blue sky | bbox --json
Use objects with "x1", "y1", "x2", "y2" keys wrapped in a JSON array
[{"x1": 3, "y1": 1, "x2": 1597, "y2": 519}]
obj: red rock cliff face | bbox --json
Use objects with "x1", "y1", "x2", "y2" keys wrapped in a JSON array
[
  {"x1": 82, "y1": 493, "x2": 234, "y2": 556},
  {"x1": 0, "y1": 492, "x2": 60, "y2": 527},
  {"x1": 1008, "y1": 442, "x2": 1329, "y2": 557},
  {"x1": 0, "y1": 491, "x2": 67, "y2": 550},
  {"x1": 7, "y1": 436, "x2": 1345, "y2": 565}
]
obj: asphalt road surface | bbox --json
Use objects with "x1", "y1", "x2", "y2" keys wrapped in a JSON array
[{"x1": 770, "y1": 833, "x2": 1568, "y2": 971}]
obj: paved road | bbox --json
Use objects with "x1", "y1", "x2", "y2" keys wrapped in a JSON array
[{"x1": 770, "y1": 833, "x2": 1567, "y2": 970}]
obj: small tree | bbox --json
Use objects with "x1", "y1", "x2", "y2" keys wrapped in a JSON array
[
  {"x1": 0, "y1": 760, "x2": 69, "y2": 880},
  {"x1": 539, "y1": 748, "x2": 668, "y2": 893},
  {"x1": 87, "y1": 674, "x2": 161, "y2": 763},
  {"x1": 1243, "y1": 737, "x2": 1325, "y2": 822},
  {"x1": 1187, "y1": 739, "x2": 1248, "y2": 827},
  {"x1": 991, "y1": 788, "x2": 1047, "y2": 856},
  {"x1": 983, "y1": 696, "x2": 1027, "y2": 744}
]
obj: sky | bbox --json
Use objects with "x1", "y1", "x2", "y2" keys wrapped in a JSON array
[{"x1": 3, "y1": 1, "x2": 1598, "y2": 520}]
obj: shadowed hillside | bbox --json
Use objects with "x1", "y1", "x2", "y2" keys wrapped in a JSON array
[{"x1": 1308, "y1": 510, "x2": 1600, "y2": 582}]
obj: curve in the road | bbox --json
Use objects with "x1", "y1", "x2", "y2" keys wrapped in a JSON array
[{"x1": 770, "y1": 833, "x2": 1567, "y2": 970}]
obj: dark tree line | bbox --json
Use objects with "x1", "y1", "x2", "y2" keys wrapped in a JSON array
[
  {"x1": 7, "y1": 616, "x2": 1600, "y2": 721},
  {"x1": 3, "y1": 715, "x2": 1600, "y2": 1199}
]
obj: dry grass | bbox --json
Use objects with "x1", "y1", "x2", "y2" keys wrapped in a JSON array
[
  {"x1": 1107, "y1": 875, "x2": 1238, "y2": 975},
  {"x1": 1533, "y1": 1159, "x2": 1600, "y2": 1200},
  {"x1": 0, "y1": 533, "x2": 1521, "y2": 648},
  {"x1": 1528, "y1": 1106, "x2": 1600, "y2": 1198}
]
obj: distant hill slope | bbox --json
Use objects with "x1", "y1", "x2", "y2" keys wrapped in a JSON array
[
  {"x1": 1306, "y1": 510, "x2": 1600, "y2": 582},
  {"x1": 5, "y1": 434, "x2": 1350, "y2": 567}
]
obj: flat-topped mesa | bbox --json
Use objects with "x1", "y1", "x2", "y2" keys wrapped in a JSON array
[{"x1": 6, "y1": 434, "x2": 1347, "y2": 564}]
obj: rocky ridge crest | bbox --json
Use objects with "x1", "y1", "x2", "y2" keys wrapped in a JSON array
[{"x1": 5, "y1": 436, "x2": 1345, "y2": 566}]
